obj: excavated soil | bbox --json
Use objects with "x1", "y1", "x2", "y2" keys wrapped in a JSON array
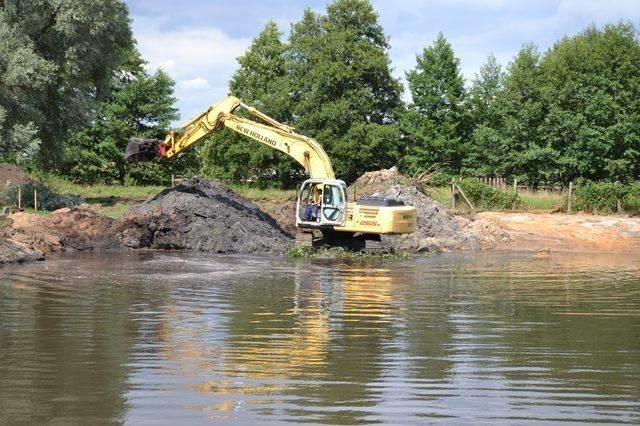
[
  {"x1": 0, "y1": 239, "x2": 43, "y2": 265},
  {"x1": 0, "y1": 163, "x2": 34, "y2": 185},
  {"x1": 114, "y1": 177, "x2": 292, "y2": 254},
  {"x1": 5, "y1": 207, "x2": 117, "y2": 255},
  {"x1": 3, "y1": 170, "x2": 638, "y2": 265},
  {"x1": 351, "y1": 167, "x2": 509, "y2": 252}
]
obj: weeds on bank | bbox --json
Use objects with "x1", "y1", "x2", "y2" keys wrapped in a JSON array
[
  {"x1": 287, "y1": 245, "x2": 408, "y2": 260},
  {"x1": 37, "y1": 173, "x2": 163, "y2": 199},
  {"x1": 229, "y1": 184, "x2": 296, "y2": 202}
]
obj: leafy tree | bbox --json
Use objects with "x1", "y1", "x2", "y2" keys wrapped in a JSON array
[
  {"x1": 488, "y1": 44, "x2": 555, "y2": 185},
  {"x1": 468, "y1": 54, "x2": 503, "y2": 127},
  {"x1": 539, "y1": 22, "x2": 640, "y2": 183},
  {"x1": 400, "y1": 33, "x2": 466, "y2": 175},
  {"x1": 288, "y1": 0, "x2": 403, "y2": 182},
  {"x1": 201, "y1": 21, "x2": 297, "y2": 187},
  {"x1": 0, "y1": 0, "x2": 132, "y2": 168},
  {"x1": 62, "y1": 49, "x2": 185, "y2": 184},
  {"x1": 463, "y1": 54, "x2": 504, "y2": 176}
]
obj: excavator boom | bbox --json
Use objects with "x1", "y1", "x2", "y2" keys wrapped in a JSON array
[
  {"x1": 125, "y1": 96, "x2": 335, "y2": 179},
  {"x1": 125, "y1": 95, "x2": 416, "y2": 238}
]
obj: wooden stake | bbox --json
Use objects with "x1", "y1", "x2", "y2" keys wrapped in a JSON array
[
  {"x1": 567, "y1": 181, "x2": 573, "y2": 213},
  {"x1": 34, "y1": 189, "x2": 37, "y2": 211},
  {"x1": 17, "y1": 187, "x2": 21, "y2": 209},
  {"x1": 513, "y1": 178, "x2": 518, "y2": 193},
  {"x1": 451, "y1": 179, "x2": 456, "y2": 209},
  {"x1": 456, "y1": 183, "x2": 475, "y2": 210}
]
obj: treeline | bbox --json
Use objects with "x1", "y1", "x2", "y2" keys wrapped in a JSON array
[
  {"x1": 204, "y1": 1, "x2": 640, "y2": 187},
  {"x1": 0, "y1": 0, "x2": 196, "y2": 184},
  {"x1": 1, "y1": 0, "x2": 638, "y2": 188}
]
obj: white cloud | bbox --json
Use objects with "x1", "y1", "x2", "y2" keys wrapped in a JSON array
[
  {"x1": 131, "y1": 15, "x2": 251, "y2": 123},
  {"x1": 180, "y1": 77, "x2": 211, "y2": 90}
]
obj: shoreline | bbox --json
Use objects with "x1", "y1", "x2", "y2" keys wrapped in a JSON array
[{"x1": 2, "y1": 209, "x2": 639, "y2": 267}]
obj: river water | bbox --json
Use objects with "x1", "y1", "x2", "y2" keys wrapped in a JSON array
[{"x1": 1, "y1": 251, "x2": 639, "y2": 424}]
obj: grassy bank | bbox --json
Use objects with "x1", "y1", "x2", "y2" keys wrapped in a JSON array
[
  {"x1": 34, "y1": 176, "x2": 298, "y2": 218},
  {"x1": 36, "y1": 174, "x2": 164, "y2": 218},
  {"x1": 425, "y1": 184, "x2": 564, "y2": 212},
  {"x1": 31, "y1": 173, "x2": 630, "y2": 219}
]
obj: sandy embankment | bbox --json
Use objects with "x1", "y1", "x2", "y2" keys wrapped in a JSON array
[{"x1": 473, "y1": 212, "x2": 640, "y2": 253}]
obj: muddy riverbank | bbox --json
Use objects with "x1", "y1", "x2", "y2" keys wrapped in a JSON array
[{"x1": 2, "y1": 174, "x2": 640, "y2": 266}]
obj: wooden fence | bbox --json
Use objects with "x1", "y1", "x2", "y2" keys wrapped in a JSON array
[
  {"x1": 451, "y1": 177, "x2": 577, "y2": 212},
  {"x1": 475, "y1": 177, "x2": 567, "y2": 195}
]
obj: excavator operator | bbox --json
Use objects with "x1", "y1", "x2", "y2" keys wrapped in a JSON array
[{"x1": 304, "y1": 184, "x2": 322, "y2": 221}]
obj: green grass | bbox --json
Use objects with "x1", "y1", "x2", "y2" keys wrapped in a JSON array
[
  {"x1": 422, "y1": 186, "x2": 452, "y2": 207},
  {"x1": 229, "y1": 184, "x2": 297, "y2": 202},
  {"x1": 425, "y1": 185, "x2": 565, "y2": 212},
  {"x1": 32, "y1": 173, "x2": 165, "y2": 218},
  {"x1": 517, "y1": 189, "x2": 565, "y2": 211},
  {"x1": 39, "y1": 173, "x2": 164, "y2": 199}
]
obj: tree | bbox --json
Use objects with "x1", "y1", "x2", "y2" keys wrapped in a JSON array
[
  {"x1": 0, "y1": 0, "x2": 133, "y2": 168},
  {"x1": 463, "y1": 54, "x2": 504, "y2": 176},
  {"x1": 468, "y1": 54, "x2": 503, "y2": 127},
  {"x1": 539, "y1": 22, "x2": 640, "y2": 183},
  {"x1": 62, "y1": 49, "x2": 185, "y2": 184},
  {"x1": 201, "y1": 21, "x2": 296, "y2": 187},
  {"x1": 400, "y1": 33, "x2": 467, "y2": 175},
  {"x1": 288, "y1": 0, "x2": 403, "y2": 183},
  {"x1": 488, "y1": 44, "x2": 555, "y2": 185}
]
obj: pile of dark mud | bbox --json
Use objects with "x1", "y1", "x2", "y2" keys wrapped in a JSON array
[
  {"x1": 352, "y1": 167, "x2": 510, "y2": 252},
  {"x1": 114, "y1": 177, "x2": 293, "y2": 254}
]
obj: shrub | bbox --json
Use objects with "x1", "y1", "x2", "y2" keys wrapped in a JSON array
[
  {"x1": 457, "y1": 178, "x2": 521, "y2": 210},
  {"x1": 573, "y1": 182, "x2": 628, "y2": 214},
  {"x1": 429, "y1": 172, "x2": 456, "y2": 187},
  {"x1": 622, "y1": 182, "x2": 640, "y2": 214}
]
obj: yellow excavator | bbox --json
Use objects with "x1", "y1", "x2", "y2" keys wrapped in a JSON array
[{"x1": 125, "y1": 96, "x2": 416, "y2": 244}]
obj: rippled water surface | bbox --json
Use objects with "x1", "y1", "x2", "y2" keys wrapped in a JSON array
[{"x1": 1, "y1": 251, "x2": 639, "y2": 424}]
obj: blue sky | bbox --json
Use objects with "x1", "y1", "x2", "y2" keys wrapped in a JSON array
[{"x1": 124, "y1": 0, "x2": 640, "y2": 123}]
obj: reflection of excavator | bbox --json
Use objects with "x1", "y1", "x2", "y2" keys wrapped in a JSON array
[{"x1": 125, "y1": 96, "x2": 416, "y2": 243}]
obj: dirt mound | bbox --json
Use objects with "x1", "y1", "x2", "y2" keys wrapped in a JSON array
[
  {"x1": 6, "y1": 207, "x2": 117, "y2": 255},
  {"x1": 114, "y1": 177, "x2": 293, "y2": 254},
  {"x1": 0, "y1": 239, "x2": 43, "y2": 265},
  {"x1": 351, "y1": 166, "x2": 409, "y2": 195},
  {"x1": 254, "y1": 199, "x2": 297, "y2": 235},
  {"x1": 0, "y1": 163, "x2": 34, "y2": 185},
  {"x1": 352, "y1": 169, "x2": 509, "y2": 252}
]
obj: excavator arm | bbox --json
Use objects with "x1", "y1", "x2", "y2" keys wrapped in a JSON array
[
  {"x1": 125, "y1": 95, "x2": 416, "y2": 239},
  {"x1": 126, "y1": 96, "x2": 335, "y2": 180}
]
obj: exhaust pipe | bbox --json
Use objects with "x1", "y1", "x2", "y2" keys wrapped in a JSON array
[{"x1": 124, "y1": 138, "x2": 164, "y2": 162}]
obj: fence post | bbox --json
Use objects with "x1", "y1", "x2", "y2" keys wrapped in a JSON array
[
  {"x1": 451, "y1": 179, "x2": 456, "y2": 209},
  {"x1": 33, "y1": 189, "x2": 37, "y2": 212},
  {"x1": 567, "y1": 181, "x2": 573, "y2": 213},
  {"x1": 617, "y1": 197, "x2": 622, "y2": 214},
  {"x1": 513, "y1": 178, "x2": 518, "y2": 193},
  {"x1": 171, "y1": 174, "x2": 175, "y2": 187},
  {"x1": 17, "y1": 187, "x2": 21, "y2": 209}
]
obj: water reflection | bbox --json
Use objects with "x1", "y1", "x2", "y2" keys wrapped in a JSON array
[{"x1": 0, "y1": 251, "x2": 639, "y2": 424}]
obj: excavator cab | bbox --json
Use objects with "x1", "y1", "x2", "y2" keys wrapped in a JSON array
[{"x1": 296, "y1": 179, "x2": 348, "y2": 228}]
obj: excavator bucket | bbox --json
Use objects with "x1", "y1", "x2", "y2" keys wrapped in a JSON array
[{"x1": 125, "y1": 138, "x2": 163, "y2": 162}]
